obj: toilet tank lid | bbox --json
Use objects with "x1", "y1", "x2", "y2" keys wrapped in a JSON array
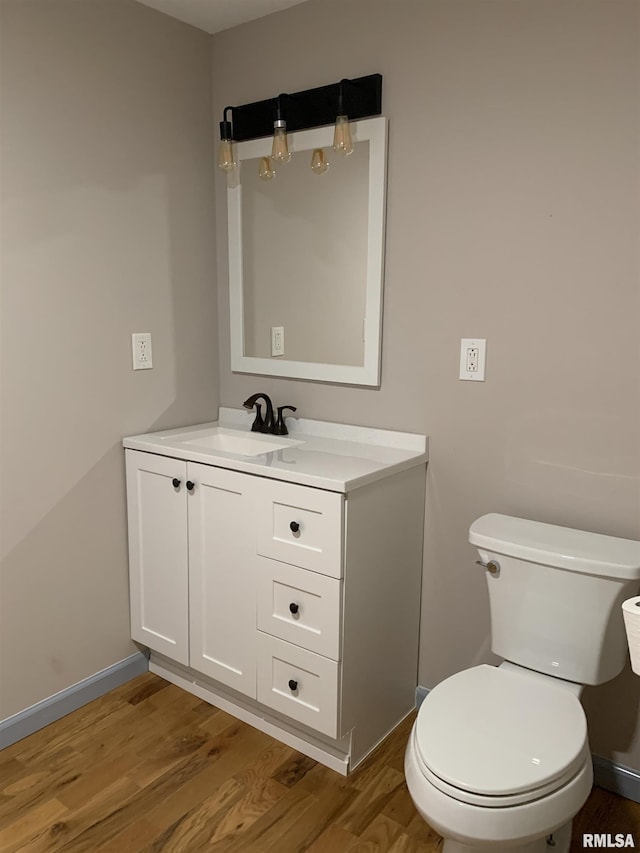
[{"x1": 469, "y1": 513, "x2": 640, "y2": 580}]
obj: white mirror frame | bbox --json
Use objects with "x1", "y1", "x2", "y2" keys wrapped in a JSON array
[{"x1": 228, "y1": 116, "x2": 388, "y2": 386}]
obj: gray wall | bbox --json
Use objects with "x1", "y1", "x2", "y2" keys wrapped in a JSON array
[
  {"x1": 0, "y1": 0, "x2": 218, "y2": 718},
  {"x1": 2, "y1": 0, "x2": 639, "y2": 779},
  {"x1": 211, "y1": 0, "x2": 640, "y2": 771}
]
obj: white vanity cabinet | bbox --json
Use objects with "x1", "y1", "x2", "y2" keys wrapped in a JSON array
[{"x1": 124, "y1": 413, "x2": 427, "y2": 774}]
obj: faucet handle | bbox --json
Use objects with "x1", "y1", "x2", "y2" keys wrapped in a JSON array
[{"x1": 274, "y1": 406, "x2": 297, "y2": 436}]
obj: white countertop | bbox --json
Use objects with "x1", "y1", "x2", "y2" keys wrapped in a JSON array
[{"x1": 123, "y1": 408, "x2": 428, "y2": 493}]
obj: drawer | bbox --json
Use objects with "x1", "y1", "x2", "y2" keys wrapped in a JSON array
[
  {"x1": 256, "y1": 633, "x2": 339, "y2": 738},
  {"x1": 257, "y1": 559, "x2": 342, "y2": 660},
  {"x1": 256, "y1": 479, "x2": 343, "y2": 578}
]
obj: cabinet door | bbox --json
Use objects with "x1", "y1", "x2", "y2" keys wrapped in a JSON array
[
  {"x1": 188, "y1": 462, "x2": 257, "y2": 698},
  {"x1": 125, "y1": 451, "x2": 189, "y2": 665}
]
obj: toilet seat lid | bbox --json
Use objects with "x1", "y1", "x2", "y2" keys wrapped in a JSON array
[{"x1": 415, "y1": 665, "x2": 588, "y2": 797}]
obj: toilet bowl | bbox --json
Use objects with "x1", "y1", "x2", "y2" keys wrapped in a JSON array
[
  {"x1": 404, "y1": 513, "x2": 640, "y2": 852},
  {"x1": 405, "y1": 665, "x2": 593, "y2": 852}
]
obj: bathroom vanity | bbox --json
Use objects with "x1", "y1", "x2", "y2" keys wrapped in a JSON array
[{"x1": 123, "y1": 408, "x2": 427, "y2": 773}]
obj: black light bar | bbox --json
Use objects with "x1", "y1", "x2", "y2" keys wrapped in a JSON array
[{"x1": 224, "y1": 73, "x2": 382, "y2": 142}]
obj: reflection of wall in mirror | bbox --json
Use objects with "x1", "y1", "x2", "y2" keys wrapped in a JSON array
[{"x1": 242, "y1": 140, "x2": 369, "y2": 366}]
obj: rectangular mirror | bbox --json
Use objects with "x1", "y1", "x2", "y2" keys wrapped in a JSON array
[{"x1": 228, "y1": 116, "x2": 387, "y2": 386}]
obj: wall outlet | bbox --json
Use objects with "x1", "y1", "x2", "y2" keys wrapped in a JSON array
[
  {"x1": 459, "y1": 338, "x2": 486, "y2": 381},
  {"x1": 271, "y1": 326, "x2": 285, "y2": 357},
  {"x1": 132, "y1": 332, "x2": 153, "y2": 370}
]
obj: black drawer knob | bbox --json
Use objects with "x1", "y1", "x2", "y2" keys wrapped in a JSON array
[
  {"x1": 172, "y1": 478, "x2": 181, "y2": 488},
  {"x1": 289, "y1": 602, "x2": 299, "y2": 615},
  {"x1": 289, "y1": 521, "x2": 300, "y2": 533},
  {"x1": 288, "y1": 679, "x2": 298, "y2": 692},
  {"x1": 186, "y1": 481, "x2": 195, "y2": 492}
]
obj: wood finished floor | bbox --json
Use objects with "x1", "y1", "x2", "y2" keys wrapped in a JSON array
[{"x1": 0, "y1": 673, "x2": 638, "y2": 852}]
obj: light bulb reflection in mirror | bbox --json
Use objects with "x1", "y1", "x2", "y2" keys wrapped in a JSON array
[
  {"x1": 333, "y1": 115, "x2": 354, "y2": 156},
  {"x1": 258, "y1": 156, "x2": 276, "y2": 181},
  {"x1": 310, "y1": 149, "x2": 330, "y2": 175}
]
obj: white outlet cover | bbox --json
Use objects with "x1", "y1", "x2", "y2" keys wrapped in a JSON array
[
  {"x1": 460, "y1": 338, "x2": 486, "y2": 381},
  {"x1": 132, "y1": 332, "x2": 153, "y2": 370},
  {"x1": 271, "y1": 326, "x2": 285, "y2": 357}
]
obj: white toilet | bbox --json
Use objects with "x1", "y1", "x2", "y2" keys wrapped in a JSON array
[{"x1": 405, "y1": 513, "x2": 640, "y2": 853}]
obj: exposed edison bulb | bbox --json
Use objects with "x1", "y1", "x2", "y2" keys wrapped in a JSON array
[
  {"x1": 218, "y1": 138, "x2": 236, "y2": 172},
  {"x1": 310, "y1": 148, "x2": 330, "y2": 175},
  {"x1": 258, "y1": 156, "x2": 276, "y2": 181},
  {"x1": 333, "y1": 115, "x2": 354, "y2": 156},
  {"x1": 271, "y1": 122, "x2": 291, "y2": 163}
]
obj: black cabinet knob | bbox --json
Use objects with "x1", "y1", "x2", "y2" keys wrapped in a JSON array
[
  {"x1": 288, "y1": 679, "x2": 298, "y2": 692},
  {"x1": 186, "y1": 481, "x2": 195, "y2": 492},
  {"x1": 289, "y1": 602, "x2": 299, "y2": 615},
  {"x1": 172, "y1": 478, "x2": 181, "y2": 488},
  {"x1": 289, "y1": 521, "x2": 300, "y2": 533}
]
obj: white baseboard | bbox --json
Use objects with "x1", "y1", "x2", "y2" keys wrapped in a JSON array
[
  {"x1": 0, "y1": 651, "x2": 149, "y2": 750},
  {"x1": 416, "y1": 684, "x2": 640, "y2": 805}
]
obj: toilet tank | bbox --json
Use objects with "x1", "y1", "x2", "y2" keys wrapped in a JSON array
[{"x1": 469, "y1": 514, "x2": 640, "y2": 685}]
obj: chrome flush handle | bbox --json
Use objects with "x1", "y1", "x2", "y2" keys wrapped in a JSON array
[{"x1": 476, "y1": 559, "x2": 500, "y2": 576}]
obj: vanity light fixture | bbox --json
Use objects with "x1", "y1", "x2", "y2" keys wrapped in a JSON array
[
  {"x1": 310, "y1": 148, "x2": 330, "y2": 175},
  {"x1": 333, "y1": 80, "x2": 354, "y2": 157},
  {"x1": 217, "y1": 74, "x2": 381, "y2": 178},
  {"x1": 271, "y1": 96, "x2": 291, "y2": 164},
  {"x1": 217, "y1": 106, "x2": 236, "y2": 172}
]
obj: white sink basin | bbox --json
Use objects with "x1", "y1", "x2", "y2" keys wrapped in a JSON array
[{"x1": 163, "y1": 427, "x2": 303, "y2": 457}]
